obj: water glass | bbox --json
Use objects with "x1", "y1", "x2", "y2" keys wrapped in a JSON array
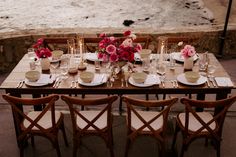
[
  {"x1": 169, "y1": 53, "x2": 176, "y2": 69},
  {"x1": 199, "y1": 54, "x2": 208, "y2": 71},
  {"x1": 60, "y1": 59, "x2": 69, "y2": 79},
  {"x1": 27, "y1": 48, "x2": 35, "y2": 60}
]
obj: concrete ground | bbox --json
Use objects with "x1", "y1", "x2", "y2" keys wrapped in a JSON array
[{"x1": 0, "y1": 58, "x2": 235, "y2": 157}]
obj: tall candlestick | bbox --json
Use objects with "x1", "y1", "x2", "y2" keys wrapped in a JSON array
[{"x1": 159, "y1": 44, "x2": 164, "y2": 64}]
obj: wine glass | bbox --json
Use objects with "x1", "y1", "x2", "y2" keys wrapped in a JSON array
[
  {"x1": 60, "y1": 59, "x2": 69, "y2": 80},
  {"x1": 207, "y1": 64, "x2": 216, "y2": 78},
  {"x1": 50, "y1": 61, "x2": 59, "y2": 75},
  {"x1": 157, "y1": 63, "x2": 166, "y2": 85}
]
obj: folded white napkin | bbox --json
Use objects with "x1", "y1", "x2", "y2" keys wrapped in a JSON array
[
  {"x1": 144, "y1": 74, "x2": 160, "y2": 85},
  {"x1": 214, "y1": 77, "x2": 234, "y2": 87},
  {"x1": 33, "y1": 74, "x2": 55, "y2": 84},
  {"x1": 91, "y1": 74, "x2": 107, "y2": 84}
]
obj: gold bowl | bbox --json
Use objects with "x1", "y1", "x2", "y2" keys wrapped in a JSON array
[
  {"x1": 140, "y1": 49, "x2": 152, "y2": 59},
  {"x1": 185, "y1": 71, "x2": 200, "y2": 83},
  {"x1": 80, "y1": 71, "x2": 94, "y2": 83},
  {"x1": 52, "y1": 50, "x2": 63, "y2": 60},
  {"x1": 25, "y1": 70, "x2": 40, "y2": 82},
  {"x1": 132, "y1": 72, "x2": 147, "y2": 84}
]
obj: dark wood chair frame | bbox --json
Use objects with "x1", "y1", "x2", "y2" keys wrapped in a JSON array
[
  {"x1": 122, "y1": 96, "x2": 178, "y2": 157},
  {"x1": 61, "y1": 95, "x2": 118, "y2": 157},
  {"x1": 172, "y1": 96, "x2": 236, "y2": 157},
  {"x1": 2, "y1": 94, "x2": 68, "y2": 157}
]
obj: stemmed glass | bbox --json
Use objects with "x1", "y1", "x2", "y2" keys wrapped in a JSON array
[
  {"x1": 50, "y1": 62, "x2": 59, "y2": 75},
  {"x1": 207, "y1": 64, "x2": 216, "y2": 78},
  {"x1": 60, "y1": 58, "x2": 69, "y2": 80},
  {"x1": 157, "y1": 63, "x2": 166, "y2": 87}
]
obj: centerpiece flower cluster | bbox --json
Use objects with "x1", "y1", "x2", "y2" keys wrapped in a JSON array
[
  {"x1": 181, "y1": 45, "x2": 196, "y2": 58},
  {"x1": 33, "y1": 38, "x2": 52, "y2": 58},
  {"x1": 98, "y1": 30, "x2": 142, "y2": 62}
]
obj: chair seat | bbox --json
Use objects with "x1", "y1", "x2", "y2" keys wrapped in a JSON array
[
  {"x1": 131, "y1": 111, "x2": 163, "y2": 131},
  {"x1": 76, "y1": 111, "x2": 107, "y2": 130},
  {"x1": 23, "y1": 111, "x2": 62, "y2": 130},
  {"x1": 178, "y1": 112, "x2": 216, "y2": 132}
]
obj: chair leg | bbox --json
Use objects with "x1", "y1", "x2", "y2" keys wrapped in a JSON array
[
  {"x1": 172, "y1": 122, "x2": 179, "y2": 150},
  {"x1": 60, "y1": 121, "x2": 69, "y2": 146},
  {"x1": 73, "y1": 139, "x2": 78, "y2": 157},
  {"x1": 205, "y1": 138, "x2": 208, "y2": 147},
  {"x1": 31, "y1": 135, "x2": 35, "y2": 147},
  {"x1": 180, "y1": 143, "x2": 185, "y2": 157},
  {"x1": 216, "y1": 142, "x2": 221, "y2": 157},
  {"x1": 54, "y1": 139, "x2": 62, "y2": 157},
  {"x1": 119, "y1": 94, "x2": 123, "y2": 115},
  {"x1": 125, "y1": 138, "x2": 131, "y2": 157},
  {"x1": 20, "y1": 145, "x2": 24, "y2": 157}
]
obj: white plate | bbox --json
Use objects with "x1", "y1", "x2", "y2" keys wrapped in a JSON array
[
  {"x1": 176, "y1": 73, "x2": 207, "y2": 86},
  {"x1": 25, "y1": 74, "x2": 55, "y2": 86},
  {"x1": 128, "y1": 74, "x2": 160, "y2": 87},
  {"x1": 84, "y1": 53, "x2": 100, "y2": 62},
  {"x1": 172, "y1": 52, "x2": 198, "y2": 62},
  {"x1": 78, "y1": 74, "x2": 107, "y2": 86},
  {"x1": 48, "y1": 57, "x2": 61, "y2": 63}
]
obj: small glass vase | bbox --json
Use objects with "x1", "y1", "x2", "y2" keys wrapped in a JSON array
[
  {"x1": 184, "y1": 57, "x2": 194, "y2": 71},
  {"x1": 40, "y1": 58, "x2": 50, "y2": 71}
]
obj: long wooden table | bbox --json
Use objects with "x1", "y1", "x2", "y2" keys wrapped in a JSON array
[{"x1": 1, "y1": 53, "x2": 234, "y2": 98}]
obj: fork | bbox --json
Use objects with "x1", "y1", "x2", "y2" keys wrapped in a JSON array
[
  {"x1": 70, "y1": 81, "x2": 75, "y2": 88},
  {"x1": 208, "y1": 76, "x2": 217, "y2": 87},
  {"x1": 17, "y1": 80, "x2": 25, "y2": 88}
]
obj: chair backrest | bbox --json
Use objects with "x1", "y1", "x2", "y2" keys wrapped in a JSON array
[
  {"x1": 122, "y1": 96, "x2": 178, "y2": 139},
  {"x1": 2, "y1": 94, "x2": 59, "y2": 140},
  {"x1": 61, "y1": 95, "x2": 118, "y2": 133},
  {"x1": 180, "y1": 96, "x2": 236, "y2": 140}
]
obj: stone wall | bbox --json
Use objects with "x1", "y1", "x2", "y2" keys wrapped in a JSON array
[{"x1": 0, "y1": 30, "x2": 235, "y2": 73}]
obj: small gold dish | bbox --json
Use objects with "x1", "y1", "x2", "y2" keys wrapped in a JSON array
[
  {"x1": 25, "y1": 70, "x2": 40, "y2": 82},
  {"x1": 185, "y1": 71, "x2": 200, "y2": 83},
  {"x1": 132, "y1": 72, "x2": 147, "y2": 84},
  {"x1": 80, "y1": 71, "x2": 94, "y2": 83}
]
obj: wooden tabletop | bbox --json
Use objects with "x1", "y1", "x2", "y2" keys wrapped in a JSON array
[{"x1": 0, "y1": 53, "x2": 235, "y2": 96}]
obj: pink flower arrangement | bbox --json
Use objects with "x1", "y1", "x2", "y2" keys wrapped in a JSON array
[
  {"x1": 181, "y1": 45, "x2": 196, "y2": 58},
  {"x1": 33, "y1": 38, "x2": 52, "y2": 58},
  {"x1": 98, "y1": 30, "x2": 142, "y2": 62}
]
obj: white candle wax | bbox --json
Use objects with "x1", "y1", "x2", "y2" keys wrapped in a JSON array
[{"x1": 80, "y1": 42, "x2": 83, "y2": 57}]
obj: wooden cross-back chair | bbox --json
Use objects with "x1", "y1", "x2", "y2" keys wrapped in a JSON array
[
  {"x1": 61, "y1": 95, "x2": 118, "y2": 157},
  {"x1": 122, "y1": 96, "x2": 178, "y2": 157},
  {"x1": 2, "y1": 94, "x2": 68, "y2": 157},
  {"x1": 172, "y1": 96, "x2": 236, "y2": 157}
]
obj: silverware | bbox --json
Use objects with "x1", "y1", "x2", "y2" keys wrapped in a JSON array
[
  {"x1": 53, "y1": 78, "x2": 59, "y2": 88},
  {"x1": 161, "y1": 80, "x2": 165, "y2": 88},
  {"x1": 174, "y1": 80, "x2": 179, "y2": 88},
  {"x1": 56, "y1": 80, "x2": 61, "y2": 88},
  {"x1": 125, "y1": 80, "x2": 128, "y2": 87},
  {"x1": 206, "y1": 80, "x2": 211, "y2": 87},
  {"x1": 208, "y1": 76, "x2": 217, "y2": 87},
  {"x1": 17, "y1": 80, "x2": 24, "y2": 88},
  {"x1": 74, "y1": 81, "x2": 78, "y2": 88},
  {"x1": 121, "y1": 79, "x2": 124, "y2": 87},
  {"x1": 70, "y1": 81, "x2": 75, "y2": 88},
  {"x1": 171, "y1": 80, "x2": 176, "y2": 88}
]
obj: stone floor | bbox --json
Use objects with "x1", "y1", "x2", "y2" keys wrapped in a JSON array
[{"x1": 0, "y1": 58, "x2": 235, "y2": 157}]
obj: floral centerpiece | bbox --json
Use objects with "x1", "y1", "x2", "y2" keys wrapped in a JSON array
[
  {"x1": 97, "y1": 30, "x2": 142, "y2": 63},
  {"x1": 33, "y1": 38, "x2": 52, "y2": 58},
  {"x1": 33, "y1": 38, "x2": 52, "y2": 70},
  {"x1": 180, "y1": 44, "x2": 196, "y2": 70},
  {"x1": 181, "y1": 45, "x2": 196, "y2": 58}
]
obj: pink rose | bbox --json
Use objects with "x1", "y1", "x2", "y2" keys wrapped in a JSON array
[
  {"x1": 98, "y1": 52, "x2": 103, "y2": 59},
  {"x1": 37, "y1": 38, "x2": 44, "y2": 45},
  {"x1": 135, "y1": 43, "x2": 142, "y2": 52},
  {"x1": 106, "y1": 44, "x2": 116, "y2": 54},
  {"x1": 99, "y1": 33, "x2": 106, "y2": 38},
  {"x1": 122, "y1": 38, "x2": 133, "y2": 47},
  {"x1": 124, "y1": 30, "x2": 131, "y2": 36},
  {"x1": 110, "y1": 53, "x2": 118, "y2": 62}
]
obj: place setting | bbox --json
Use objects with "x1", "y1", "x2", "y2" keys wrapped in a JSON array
[
  {"x1": 24, "y1": 70, "x2": 56, "y2": 87},
  {"x1": 78, "y1": 71, "x2": 108, "y2": 86}
]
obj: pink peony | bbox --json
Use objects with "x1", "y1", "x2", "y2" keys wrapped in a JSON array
[
  {"x1": 97, "y1": 52, "x2": 104, "y2": 59},
  {"x1": 181, "y1": 45, "x2": 196, "y2": 58},
  {"x1": 106, "y1": 44, "x2": 116, "y2": 54}
]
